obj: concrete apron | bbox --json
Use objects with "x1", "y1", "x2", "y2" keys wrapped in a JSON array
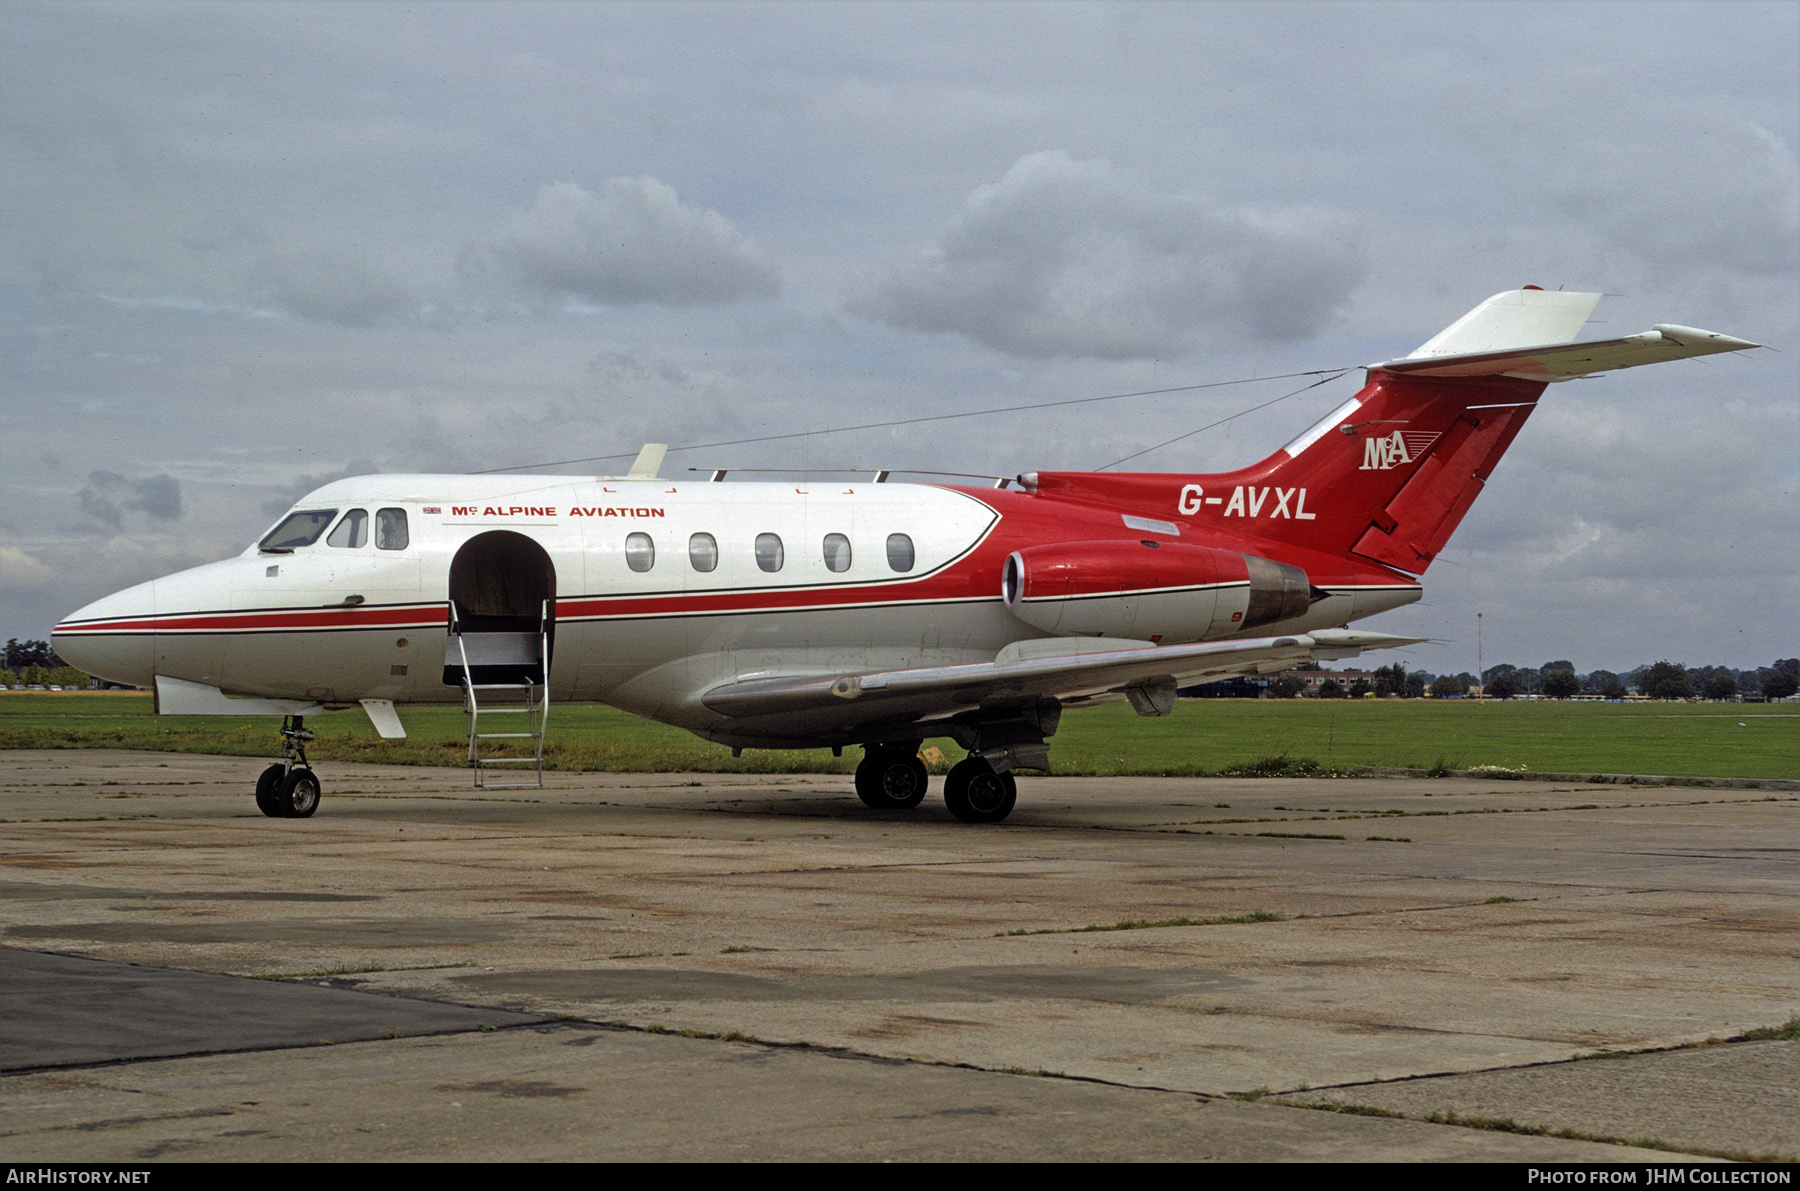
[{"x1": 2, "y1": 749, "x2": 1794, "y2": 1161}]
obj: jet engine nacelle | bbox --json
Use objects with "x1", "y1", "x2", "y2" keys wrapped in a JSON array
[{"x1": 1001, "y1": 540, "x2": 1314, "y2": 642}]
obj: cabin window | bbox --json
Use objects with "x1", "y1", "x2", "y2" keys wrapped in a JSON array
[
  {"x1": 259, "y1": 509, "x2": 337, "y2": 552},
  {"x1": 886, "y1": 533, "x2": 915, "y2": 572},
  {"x1": 688, "y1": 532, "x2": 718, "y2": 573},
  {"x1": 626, "y1": 532, "x2": 656, "y2": 572},
  {"x1": 327, "y1": 508, "x2": 369, "y2": 549},
  {"x1": 755, "y1": 532, "x2": 784, "y2": 573},
  {"x1": 376, "y1": 508, "x2": 409, "y2": 551},
  {"x1": 823, "y1": 533, "x2": 852, "y2": 573}
]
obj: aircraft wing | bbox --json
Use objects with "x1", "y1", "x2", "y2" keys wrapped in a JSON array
[
  {"x1": 1370, "y1": 324, "x2": 1758, "y2": 383},
  {"x1": 701, "y1": 630, "x2": 1422, "y2": 726}
]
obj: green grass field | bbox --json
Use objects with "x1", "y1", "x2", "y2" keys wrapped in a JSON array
[{"x1": 2, "y1": 692, "x2": 1794, "y2": 780}]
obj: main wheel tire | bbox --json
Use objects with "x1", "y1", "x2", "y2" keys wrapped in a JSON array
[
  {"x1": 853, "y1": 758, "x2": 885, "y2": 807},
  {"x1": 278, "y1": 769, "x2": 321, "y2": 819},
  {"x1": 880, "y1": 756, "x2": 929, "y2": 809},
  {"x1": 944, "y1": 758, "x2": 1016, "y2": 823},
  {"x1": 855, "y1": 753, "x2": 929, "y2": 809},
  {"x1": 254, "y1": 764, "x2": 286, "y2": 818}
]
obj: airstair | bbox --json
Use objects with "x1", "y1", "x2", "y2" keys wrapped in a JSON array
[{"x1": 447, "y1": 599, "x2": 550, "y2": 788}]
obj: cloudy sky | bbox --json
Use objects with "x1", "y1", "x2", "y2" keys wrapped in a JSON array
[{"x1": 3, "y1": 1, "x2": 1795, "y2": 679}]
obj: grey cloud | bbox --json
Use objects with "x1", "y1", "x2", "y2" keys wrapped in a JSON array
[
  {"x1": 77, "y1": 471, "x2": 184, "y2": 529},
  {"x1": 129, "y1": 474, "x2": 183, "y2": 521},
  {"x1": 490, "y1": 179, "x2": 780, "y2": 308},
  {"x1": 251, "y1": 248, "x2": 416, "y2": 327},
  {"x1": 586, "y1": 350, "x2": 690, "y2": 389},
  {"x1": 258, "y1": 460, "x2": 384, "y2": 518},
  {"x1": 1, "y1": 3, "x2": 1791, "y2": 670},
  {"x1": 1547, "y1": 111, "x2": 1798, "y2": 279},
  {"x1": 850, "y1": 151, "x2": 1368, "y2": 359}
]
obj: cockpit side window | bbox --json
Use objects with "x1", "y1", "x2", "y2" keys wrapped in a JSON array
[
  {"x1": 327, "y1": 509, "x2": 369, "y2": 548},
  {"x1": 376, "y1": 508, "x2": 409, "y2": 551},
  {"x1": 259, "y1": 509, "x2": 338, "y2": 552}
]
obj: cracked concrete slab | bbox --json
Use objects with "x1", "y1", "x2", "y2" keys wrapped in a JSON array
[
  {"x1": 2, "y1": 950, "x2": 544, "y2": 1070},
  {"x1": 0, "y1": 1021, "x2": 1684, "y2": 1163},
  {"x1": 1283, "y1": 1040, "x2": 1799, "y2": 1160}
]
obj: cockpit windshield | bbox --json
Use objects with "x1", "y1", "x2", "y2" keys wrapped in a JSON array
[{"x1": 259, "y1": 509, "x2": 338, "y2": 552}]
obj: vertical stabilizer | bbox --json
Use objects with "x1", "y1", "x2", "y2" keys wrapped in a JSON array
[{"x1": 1026, "y1": 289, "x2": 1753, "y2": 577}]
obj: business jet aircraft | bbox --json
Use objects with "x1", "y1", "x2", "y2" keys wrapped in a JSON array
[{"x1": 52, "y1": 288, "x2": 1755, "y2": 822}]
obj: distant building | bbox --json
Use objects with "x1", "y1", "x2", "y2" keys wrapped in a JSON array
[
  {"x1": 1180, "y1": 669, "x2": 1380, "y2": 698},
  {"x1": 1181, "y1": 676, "x2": 1267, "y2": 699},
  {"x1": 1267, "y1": 669, "x2": 1378, "y2": 693}
]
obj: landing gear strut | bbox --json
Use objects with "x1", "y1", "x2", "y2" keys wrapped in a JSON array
[
  {"x1": 255, "y1": 715, "x2": 321, "y2": 819},
  {"x1": 943, "y1": 756, "x2": 1016, "y2": 824},
  {"x1": 854, "y1": 742, "x2": 929, "y2": 810}
]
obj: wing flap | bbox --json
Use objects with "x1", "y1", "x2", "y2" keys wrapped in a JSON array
[{"x1": 701, "y1": 630, "x2": 1422, "y2": 721}]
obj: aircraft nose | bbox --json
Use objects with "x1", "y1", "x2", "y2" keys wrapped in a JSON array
[{"x1": 52, "y1": 578, "x2": 158, "y2": 689}]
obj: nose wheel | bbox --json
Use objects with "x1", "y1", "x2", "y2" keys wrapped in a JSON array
[{"x1": 254, "y1": 716, "x2": 321, "y2": 819}]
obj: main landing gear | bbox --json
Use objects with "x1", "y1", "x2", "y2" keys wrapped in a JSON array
[
  {"x1": 853, "y1": 743, "x2": 1018, "y2": 823},
  {"x1": 854, "y1": 742, "x2": 929, "y2": 810},
  {"x1": 254, "y1": 715, "x2": 321, "y2": 819},
  {"x1": 943, "y1": 757, "x2": 1016, "y2": 824}
]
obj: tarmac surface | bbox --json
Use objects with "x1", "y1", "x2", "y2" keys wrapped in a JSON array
[{"x1": 1, "y1": 748, "x2": 1794, "y2": 1162}]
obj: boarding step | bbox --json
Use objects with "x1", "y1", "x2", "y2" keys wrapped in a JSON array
[{"x1": 449, "y1": 599, "x2": 552, "y2": 790}]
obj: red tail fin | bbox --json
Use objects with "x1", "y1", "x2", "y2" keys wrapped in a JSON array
[
  {"x1": 1022, "y1": 288, "x2": 1756, "y2": 576},
  {"x1": 1028, "y1": 370, "x2": 1546, "y2": 574},
  {"x1": 1253, "y1": 371, "x2": 1546, "y2": 571}
]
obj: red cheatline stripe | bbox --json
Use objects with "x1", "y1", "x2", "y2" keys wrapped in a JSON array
[
  {"x1": 56, "y1": 605, "x2": 449, "y2": 634},
  {"x1": 52, "y1": 580, "x2": 975, "y2": 634},
  {"x1": 55, "y1": 577, "x2": 1418, "y2": 636}
]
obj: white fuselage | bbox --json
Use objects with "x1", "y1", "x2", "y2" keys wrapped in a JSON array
[{"x1": 54, "y1": 473, "x2": 1417, "y2": 748}]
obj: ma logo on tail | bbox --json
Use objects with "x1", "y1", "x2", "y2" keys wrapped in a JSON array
[{"x1": 1359, "y1": 431, "x2": 1438, "y2": 470}]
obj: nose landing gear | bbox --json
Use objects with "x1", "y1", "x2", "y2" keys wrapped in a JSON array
[{"x1": 254, "y1": 715, "x2": 320, "y2": 819}]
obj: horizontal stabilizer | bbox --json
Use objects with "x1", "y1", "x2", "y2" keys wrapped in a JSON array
[{"x1": 1372, "y1": 325, "x2": 1758, "y2": 382}]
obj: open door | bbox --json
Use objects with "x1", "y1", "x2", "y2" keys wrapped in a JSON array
[{"x1": 444, "y1": 531, "x2": 556, "y2": 685}]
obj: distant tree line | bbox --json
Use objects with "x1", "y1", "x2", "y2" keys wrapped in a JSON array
[
  {"x1": 1265, "y1": 656, "x2": 1798, "y2": 700},
  {"x1": 2, "y1": 638, "x2": 91, "y2": 689}
]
